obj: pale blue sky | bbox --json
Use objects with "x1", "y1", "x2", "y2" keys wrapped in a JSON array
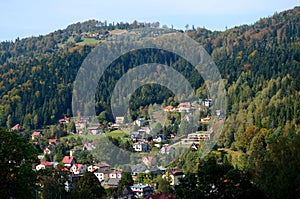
[{"x1": 0, "y1": 0, "x2": 299, "y2": 41}]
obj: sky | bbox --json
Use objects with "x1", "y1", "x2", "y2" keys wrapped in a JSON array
[{"x1": 0, "y1": 0, "x2": 299, "y2": 41}]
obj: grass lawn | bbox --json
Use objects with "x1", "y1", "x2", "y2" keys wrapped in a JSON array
[
  {"x1": 77, "y1": 38, "x2": 100, "y2": 46},
  {"x1": 105, "y1": 130, "x2": 129, "y2": 139},
  {"x1": 60, "y1": 134, "x2": 102, "y2": 141}
]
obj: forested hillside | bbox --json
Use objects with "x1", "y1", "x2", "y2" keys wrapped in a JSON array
[{"x1": 0, "y1": 6, "x2": 300, "y2": 198}]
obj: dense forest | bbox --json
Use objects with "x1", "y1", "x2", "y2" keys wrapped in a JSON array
[{"x1": 0, "y1": 6, "x2": 300, "y2": 198}]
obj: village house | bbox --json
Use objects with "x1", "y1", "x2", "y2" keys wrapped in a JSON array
[
  {"x1": 35, "y1": 160, "x2": 54, "y2": 171},
  {"x1": 75, "y1": 119, "x2": 88, "y2": 133},
  {"x1": 131, "y1": 164, "x2": 148, "y2": 176},
  {"x1": 94, "y1": 168, "x2": 111, "y2": 182},
  {"x1": 130, "y1": 131, "x2": 143, "y2": 142},
  {"x1": 163, "y1": 168, "x2": 184, "y2": 186},
  {"x1": 130, "y1": 184, "x2": 153, "y2": 198},
  {"x1": 181, "y1": 131, "x2": 213, "y2": 144},
  {"x1": 163, "y1": 105, "x2": 175, "y2": 112},
  {"x1": 203, "y1": 99, "x2": 214, "y2": 107},
  {"x1": 106, "y1": 178, "x2": 121, "y2": 187},
  {"x1": 153, "y1": 134, "x2": 167, "y2": 143},
  {"x1": 62, "y1": 156, "x2": 76, "y2": 168},
  {"x1": 87, "y1": 125, "x2": 103, "y2": 135},
  {"x1": 31, "y1": 131, "x2": 42, "y2": 140},
  {"x1": 109, "y1": 170, "x2": 122, "y2": 179},
  {"x1": 178, "y1": 102, "x2": 191, "y2": 112},
  {"x1": 11, "y1": 124, "x2": 21, "y2": 131},
  {"x1": 87, "y1": 162, "x2": 110, "y2": 172},
  {"x1": 111, "y1": 123, "x2": 121, "y2": 130},
  {"x1": 115, "y1": 116, "x2": 125, "y2": 124},
  {"x1": 70, "y1": 164, "x2": 87, "y2": 175},
  {"x1": 133, "y1": 141, "x2": 149, "y2": 152},
  {"x1": 48, "y1": 139, "x2": 57, "y2": 145}
]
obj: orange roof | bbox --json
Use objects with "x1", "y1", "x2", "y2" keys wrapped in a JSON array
[
  {"x1": 62, "y1": 156, "x2": 75, "y2": 164},
  {"x1": 178, "y1": 102, "x2": 191, "y2": 108},
  {"x1": 49, "y1": 139, "x2": 57, "y2": 144},
  {"x1": 32, "y1": 131, "x2": 41, "y2": 137},
  {"x1": 11, "y1": 124, "x2": 21, "y2": 131},
  {"x1": 40, "y1": 160, "x2": 52, "y2": 167},
  {"x1": 142, "y1": 156, "x2": 153, "y2": 162},
  {"x1": 71, "y1": 164, "x2": 83, "y2": 171}
]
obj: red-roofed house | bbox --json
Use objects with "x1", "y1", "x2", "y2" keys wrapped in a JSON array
[
  {"x1": 70, "y1": 164, "x2": 87, "y2": 175},
  {"x1": 31, "y1": 131, "x2": 42, "y2": 140},
  {"x1": 36, "y1": 160, "x2": 53, "y2": 171},
  {"x1": 62, "y1": 156, "x2": 75, "y2": 167},
  {"x1": 163, "y1": 105, "x2": 174, "y2": 112},
  {"x1": 142, "y1": 156, "x2": 153, "y2": 167},
  {"x1": 48, "y1": 139, "x2": 57, "y2": 145},
  {"x1": 11, "y1": 124, "x2": 21, "y2": 131}
]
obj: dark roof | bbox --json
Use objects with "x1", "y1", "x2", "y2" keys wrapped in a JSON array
[
  {"x1": 122, "y1": 186, "x2": 133, "y2": 195},
  {"x1": 106, "y1": 178, "x2": 120, "y2": 186},
  {"x1": 131, "y1": 164, "x2": 147, "y2": 173}
]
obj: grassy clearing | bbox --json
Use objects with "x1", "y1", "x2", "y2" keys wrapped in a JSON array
[
  {"x1": 105, "y1": 130, "x2": 129, "y2": 139},
  {"x1": 77, "y1": 38, "x2": 100, "y2": 46}
]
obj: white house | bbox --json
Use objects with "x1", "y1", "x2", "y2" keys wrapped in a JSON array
[
  {"x1": 133, "y1": 141, "x2": 149, "y2": 152},
  {"x1": 130, "y1": 184, "x2": 153, "y2": 198},
  {"x1": 87, "y1": 126, "x2": 103, "y2": 135},
  {"x1": 70, "y1": 164, "x2": 87, "y2": 175},
  {"x1": 109, "y1": 170, "x2": 122, "y2": 179},
  {"x1": 94, "y1": 168, "x2": 111, "y2": 182}
]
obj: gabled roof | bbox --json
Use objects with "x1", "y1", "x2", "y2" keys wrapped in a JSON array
[
  {"x1": 32, "y1": 131, "x2": 41, "y2": 137},
  {"x1": 106, "y1": 178, "x2": 120, "y2": 186},
  {"x1": 11, "y1": 124, "x2": 21, "y2": 131},
  {"x1": 94, "y1": 162, "x2": 110, "y2": 168},
  {"x1": 71, "y1": 163, "x2": 83, "y2": 171},
  {"x1": 131, "y1": 164, "x2": 147, "y2": 173},
  {"x1": 178, "y1": 102, "x2": 191, "y2": 108},
  {"x1": 40, "y1": 160, "x2": 53, "y2": 167},
  {"x1": 94, "y1": 168, "x2": 111, "y2": 174},
  {"x1": 48, "y1": 139, "x2": 57, "y2": 144},
  {"x1": 110, "y1": 170, "x2": 122, "y2": 175},
  {"x1": 142, "y1": 156, "x2": 153, "y2": 163},
  {"x1": 62, "y1": 156, "x2": 75, "y2": 164}
]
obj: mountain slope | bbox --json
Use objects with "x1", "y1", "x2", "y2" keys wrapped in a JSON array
[{"x1": 0, "y1": 7, "x2": 299, "y2": 134}]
